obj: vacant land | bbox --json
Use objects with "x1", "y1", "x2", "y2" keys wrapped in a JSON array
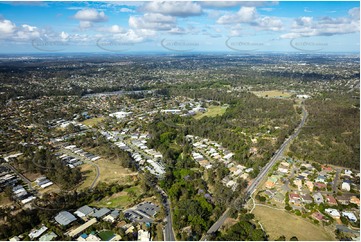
[
  {"x1": 252, "y1": 90, "x2": 292, "y2": 98},
  {"x1": 0, "y1": 192, "x2": 12, "y2": 207},
  {"x1": 90, "y1": 185, "x2": 143, "y2": 209},
  {"x1": 252, "y1": 206, "x2": 336, "y2": 241},
  {"x1": 81, "y1": 117, "x2": 105, "y2": 127},
  {"x1": 93, "y1": 158, "x2": 137, "y2": 184},
  {"x1": 77, "y1": 163, "x2": 96, "y2": 191},
  {"x1": 194, "y1": 105, "x2": 227, "y2": 119}
]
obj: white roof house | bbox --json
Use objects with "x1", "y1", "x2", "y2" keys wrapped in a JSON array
[
  {"x1": 325, "y1": 208, "x2": 340, "y2": 218},
  {"x1": 342, "y1": 211, "x2": 357, "y2": 222},
  {"x1": 341, "y1": 182, "x2": 351, "y2": 191},
  {"x1": 137, "y1": 230, "x2": 150, "y2": 241}
]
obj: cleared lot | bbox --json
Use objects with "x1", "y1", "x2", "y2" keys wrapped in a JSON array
[{"x1": 252, "y1": 205, "x2": 336, "y2": 241}]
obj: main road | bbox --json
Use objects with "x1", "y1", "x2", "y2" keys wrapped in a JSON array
[{"x1": 201, "y1": 104, "x2": 308, "y2": 240}]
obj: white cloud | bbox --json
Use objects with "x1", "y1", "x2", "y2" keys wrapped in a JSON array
[
  {"x1": 281, "y1": 8, "x2": 360, "y2": 39},
  {"x1": 201, "y1": 1, "x2": 278, "y2": 8},
  {"x1": 120, "y1": 7, "x2": 135, "y2": 13},
  {"x1": 98, "y1": 24, "x2": 125, "y2": 33},
  {"x1": 254, "y1": 16, "x2": 283, "y2": 31},
  {"x1": 0, "y1": 19, "x2": 16, "y2": 35},
  {"x1": 129, "y1": 13, "x2": 176, "y2": 31},
  {"x1": 349, "y1": 7, "x2": 360, "y2": 20},
  {"x1": 141, "y1": 1, "x2": 202, "y2": 17},
  {"x1": 79, "y1": 21, "x2": 93, "y2": 29},
  {"x1": 60, "y1": 31, "x2": 69, "y2": 40},
  {"x1": 74, "y1": 8, "x2": 108, "y2": 22},
  {"x1": 217, "y1": 7, "x2": 257, "y2": 24}
]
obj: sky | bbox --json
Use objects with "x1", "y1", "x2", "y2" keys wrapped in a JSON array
[{"x1": 0, "y1": 1, "x2": 359, "y2": 53}]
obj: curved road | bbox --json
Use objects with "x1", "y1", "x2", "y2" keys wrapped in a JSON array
[{"x1": 201, "y1": 104, "x2": 308, "y2": 240}]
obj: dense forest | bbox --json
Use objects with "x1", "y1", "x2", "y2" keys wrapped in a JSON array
[{"x1": 289, "y1": 92, "x2": 359, "y2": 169}]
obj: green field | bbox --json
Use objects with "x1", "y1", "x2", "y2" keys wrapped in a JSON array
[
  {"x1": 90, "y1": 185, "x2": 143, "y2": 209},
  {"x1": 81, "y1": 117, "x2": 105, "y2": 127},
  {"x1": 98, "y1": 231, "x2": 115, "y2": 241},
  {"x1": 194, "y1": 105, "x2": 227, "y2": 119}
]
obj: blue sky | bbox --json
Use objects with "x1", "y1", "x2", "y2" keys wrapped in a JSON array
[{"x1": 0, "y1": 1, "x2": 359, "y2": 53}]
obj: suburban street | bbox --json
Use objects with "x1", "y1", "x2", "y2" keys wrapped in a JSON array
[
  {"x1": 201, "y1": 104, "x2": 308, "y2": 240},
  {"x1": 156, "y1": 186, "x2": 176, "y2": 241},
  {"x1": 3, "y1": 163, "x2": 34, "y2": 191}
]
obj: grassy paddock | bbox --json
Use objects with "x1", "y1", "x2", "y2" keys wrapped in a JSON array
[
  {"x1": 81, "y1": 117, "x2": 105, "y2": 127},
  {"x1": 252, "y1": 90, "x2": 292, "y2": 98},
  {"x1": 252, "y1": 205, "x2": 336, "y2": 241},
  {"x1": 194, "y1": 105, "x2": 227, "y2": 119}
]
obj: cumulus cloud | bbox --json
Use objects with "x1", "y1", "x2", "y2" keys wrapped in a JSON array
[
  {"x1": 74, "y1": 9, "x2": 108, "y2": 22},
  {"x1": 201, "y1": 1, "x2": 278, "y2": 8},
  {"x1": 0, "y1": 19, "x2": 16, "y2": 35},
  {"x1": 129, "y1": 13, "x2": 176, "y2": 31},
  {"x1": 281, "y1": 8, "x2": 360, "y2": 39},
  {"x1": 141, "y1": 1, "x2": 202, "y2": 17},
  {"x1": 253, "y1": 16, "x2": 283, "y2": 31},
  {"x1": 217, "y1": 7, "x2": 257, "y2": 24},
  {"x1": 0, "y1": 18, "x2": 43, "y2": 41},
  {"x1": 74, "y1": 8, "x2": 108, "y2": 28}
]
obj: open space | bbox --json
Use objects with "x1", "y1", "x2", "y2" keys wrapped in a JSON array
[
  {"x1": 81, "y1": 117, "x2": 105, "y2": 127},
  {"x1": 93, "y1": 157, "x2": 138, "y2": 184},
  {"x1": 194, "y1": 105, "x2": 227, "y2": 119},
  {"x1": 252, "y1": 205, "x2": 336, "y2": 241},
  {"x1": 252, "y1": 90, "x2": 293, "y2": 99},
  {"x1": 90, "y1": 185, "x2": 143, "y2": 209}
]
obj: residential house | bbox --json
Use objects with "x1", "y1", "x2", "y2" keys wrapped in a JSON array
[
  {"x1": 294, "y1": 179, "x2": 302, "y2": 190},
  {"x1": 342, "y1": 182, "x2": 351, "y2": 191},
  {"x1": 301, "y1": 194, "x2": 313, "y2": 204},
  {"x1": 314, "y1": 182, "x2": 327, "y2": 190},
  {"x1": 29, "y1": 225, "x2": 48, "y2": 240},
  {"x1": 265, "y1": 180, "x2": 275, "y2": 189},
  {"x1": 337, "y1": 195, "x2": 350, "y2": 205},
  {"x1": 315, "y1": 175, "x2": 326, "y2": 183},
  {"x1": 342, "y1": 211, "x2": 357, "y2": 222},
  {"x1": 344, "y1": 169, "x2": 353, "y2": 177},
  {"x1": 313, "y1": 192, "x2": 324, "y2": 205},
  {"x1": 350, "y1": 196, "x2": 360, "y2": 206},
  {"x1": 55, "y1": 211, "x2": 77, "y2": 226},
  {"x1": 312, "y1": 212, "x2": 325, "y2": 221},
  {"x1": 305, "y1": 181, "x2": 314, "y2": 192},
  {"x1": 325, "y1": 208, "x2": 340, "y2": 218},
  {"x1": 322, "y1": 165, "x2": 333, "y2": 173},
  {"x1": 74, "y1": 205, "x2": 94, "y2": 218},
  {"x1": 137, "y1": 230, "x2": 150, "y2": 241},
  {"x1": 325, "y1": 195, "x2": 338, "y2": 206},
  {"x1": 289, "y1": 193, "x2": 301, "y2": 203}
]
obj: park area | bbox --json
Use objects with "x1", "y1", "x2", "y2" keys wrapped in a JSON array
[
  {"x1": 252, "y1": 90, "x2": 293, "y2": 99},
  {"x1": 194, "y1": 105, "x2": 227, "y2": 119},
  {"x1": 252, "y1": 205, "x2": 336, "y2": 241},
  {"x1": 90, "y1": 185, "x2": 143, "y2": 209}
]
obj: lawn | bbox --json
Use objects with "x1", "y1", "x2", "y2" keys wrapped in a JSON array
[
  {"x1": 81, "y1": 117, "x2": 105, "y2": 127},
  {"x1": 252, "y1": 90, "x2": 292, "y2": 99},
  {"x1": 98, "y1": 231, "x2": 115, "y2": 241},
  {"x1": 194, "y1": 105, "x2": 227, "y2": 119},
  {"x1": 252, "y1": 205, "x2": 336, "y2": 241},
  {"x1": 90, "y1": 185, "x2": 143, "y2": 209}
]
